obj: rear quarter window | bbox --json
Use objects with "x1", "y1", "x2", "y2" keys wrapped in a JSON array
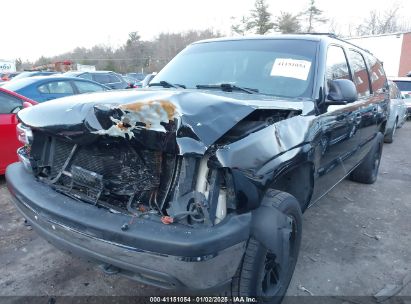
[
  {"x1": 365, "y1": 53, "x2": 387, "y2": 93},
  {"x1": 108, "y1": 74, "x2": 121, "y2": 83},
  {"x1": 93, "y1": 74, "x2": 111, "y2": 84},
  {"x1": 348, "y1": 50, "x2": 371, "y2": 97},
  {"x1": 74, "y1": 81, "x2": 106, "y2": 93}
]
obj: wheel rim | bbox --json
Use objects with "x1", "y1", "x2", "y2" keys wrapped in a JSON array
[
  {"x1": 262, "y1": 252, "x2": 282, "y2": 295},
  {"x1": 261, "y1": 215, "x2": 298, "y2": 296}
]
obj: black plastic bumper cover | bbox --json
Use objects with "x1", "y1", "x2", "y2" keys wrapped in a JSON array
[{"x1": 6, "y1": 163, "x2": 250, "y2": 289}]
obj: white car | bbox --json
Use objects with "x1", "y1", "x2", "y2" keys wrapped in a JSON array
[
  {"x1": 391, "y1": 77, "x2": 411, "y2": 119},
  {"x1": 385, "y1": 80, "x2": 407, "y2": 143}
]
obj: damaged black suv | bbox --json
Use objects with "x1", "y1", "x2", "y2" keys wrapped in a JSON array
[{"x1": 6, "y1": 34, "x2": 388, "y2": 301}]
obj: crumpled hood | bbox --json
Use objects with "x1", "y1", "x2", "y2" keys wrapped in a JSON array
[{"x1": 18, "y1": 89, "x2": 309, "y2": 155}]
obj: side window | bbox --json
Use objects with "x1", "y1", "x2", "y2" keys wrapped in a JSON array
[
  {"x1": 78, "y1": 73, "x2": 92, "y2": 80},
  {"x1": 93, "y1": 74, "x2": 111, "y2": 84},
  {"x1": 325, "y1": 45, "x2": 350, "y2": 92},
  {"x1": 74, "y1": 81, "x2": 105, "y2": 93},
  {"x1": 348, "y1": 50, "x2": 371, "y2": 97},
  {"x1": 38, "y1": 81, "x2": 74, "y2": 94},
  {"x1": 0, "y1": 91, "x2": 22, "y2": 114},
  {"x1": 108, "y1": 74, "x2": 121, "y2": 83},
  {"x1": 365, "y1": 54, "x2": 387, "y2": 93}
]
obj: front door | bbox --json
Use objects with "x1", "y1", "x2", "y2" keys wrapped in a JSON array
[{"x1": 312, "y1": 45, "x2": 362, "y2": 201}]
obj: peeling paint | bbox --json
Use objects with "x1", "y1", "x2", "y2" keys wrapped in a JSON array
[{"x1": 92, "y1": 100, "x2": 178, "y2": 138}]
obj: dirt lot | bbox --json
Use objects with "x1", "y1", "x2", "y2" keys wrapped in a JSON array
[{"x1": 0, "y1": 123, "x2": 410, "y2": 302}]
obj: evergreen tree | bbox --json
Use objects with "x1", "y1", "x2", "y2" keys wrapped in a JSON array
[
  {"x1": 246, "y1": 0, "x2": 275, "y2": 34},
  {"x1": 301, "y1": 0, "x2": 327, "y2": 33},
  {"x1": 275, "y1": 12, "x2": 301, "y2": 34}
]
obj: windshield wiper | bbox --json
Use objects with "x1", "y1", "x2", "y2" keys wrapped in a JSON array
[
  {"x1": 149, "y1": 81, "x2": 186, "y2": 89},
  {"x1": 196, "y1": 83, "x2": 258, "y2": 94}
]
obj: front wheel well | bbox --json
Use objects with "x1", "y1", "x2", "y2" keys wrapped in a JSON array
[{"x1": 270, "y1": 162, "x2": 314, "y2": 212}]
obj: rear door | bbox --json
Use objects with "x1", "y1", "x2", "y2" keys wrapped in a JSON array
[
  {"x1": 0, "y1": 91, "x2": 23, "y2": 173},
  {"x1": 349, "y1": 51, "x2": 388, "y2": 160}
]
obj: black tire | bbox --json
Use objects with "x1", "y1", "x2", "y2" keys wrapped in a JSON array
[
  {"x1": 231, "y1": 190, "x2": 302, "y2": 303},
  {"x1": 350, "y1": 132, "x2": 383, "y2": 184},
  {"x1": 384, "y1": 118, "x2": 397, "y2": 143}
]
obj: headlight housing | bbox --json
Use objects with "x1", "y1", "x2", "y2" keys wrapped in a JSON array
[
  {"x1": 16, "y1": 123, "x2": 33, "y2": 145},
  {"x1": 16, "y1": 123, "x2": 33, "y2": 172}
]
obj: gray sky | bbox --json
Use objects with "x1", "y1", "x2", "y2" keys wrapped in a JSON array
[{"x1": 2, "y1": 0, "x2": 410, "y2": 62}]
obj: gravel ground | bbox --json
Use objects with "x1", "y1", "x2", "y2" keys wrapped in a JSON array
[{"x1": 0, "y1": 122, "x2": 410, "y2": 302}]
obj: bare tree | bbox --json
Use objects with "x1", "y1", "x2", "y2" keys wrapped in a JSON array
[
  {"x1": 274, "y1": 12, "x2": 301, "y2": 34},
  {"x1": 231, "y1": 16, "x2": 250, "y2": 36},
  {"x1": 355, "y1": 6, "x2": 411, "y2": 36},
  {"x1": 328, "y1": 18, "x2": 342, "y2": 36},
  {"x1": 301, "y1": 0, "x2": 328, "y2": 33}
]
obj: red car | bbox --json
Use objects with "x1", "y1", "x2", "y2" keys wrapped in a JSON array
[{"x1": 0, "y1": 87, "x2": 37, "y2": 174}]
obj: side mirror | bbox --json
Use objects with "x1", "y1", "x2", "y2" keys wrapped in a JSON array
[
  {"x1": 23, "y1": 101, "x2": 33, "y2": 108},
  {"x1": 326, "y1": 79, "x2": 358, "y2": 105}
]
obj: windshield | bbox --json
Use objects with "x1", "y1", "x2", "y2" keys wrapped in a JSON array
[{"x1": 152, "y1": 39, "x2": 317, "y2": 98}]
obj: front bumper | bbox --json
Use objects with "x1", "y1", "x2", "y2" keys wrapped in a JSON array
[{"x1": 6, "y1": 163, "x2": 250, "y2": 290}]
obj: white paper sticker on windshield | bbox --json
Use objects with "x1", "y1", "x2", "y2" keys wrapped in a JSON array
[{"x1": 270, "y1": 58, "x2": 312, "y2": 80}]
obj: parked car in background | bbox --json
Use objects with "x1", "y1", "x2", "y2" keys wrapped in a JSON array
[
  {"x1": 63, "y1": 71, "x2": 131, "y2": 89},
  {"x1": 138, "y1": 73, "x2": 156, "y2": 88},
  {"x1": 11, "y1": 71, "x2": 58, "y2": 81},
  {"x1": 0, "y1": 87, "x2": 37, "y2": 174},
  {"x1": 384, "y1": 81, "x2": 407, "y2": 143},
  {"x1": 1, "y1": 76, "x2": 110, "y2": 102},
  {"x1": 391, "y1": 77, "x2": 411, "y2": 118},
  {"x1": 7, "y1": 34, "x2": 389, "y2": 301},
  {"x1": 126, "y1": 72, "x2": 146, "y2": 81},
  {"x1": 1, "y1": 72, "x2": 21, "y2": 82},
  {"x1": 121, "y1": 75, "x2": 138, "y2": 88}
]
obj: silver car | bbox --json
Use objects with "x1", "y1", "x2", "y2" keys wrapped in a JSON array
[
  {"x1": 385, "y1": 80, "x2": 407, "y2": 143},
  {"x1": 391, "y1": 77, "x2": 411, "y2": 119}
]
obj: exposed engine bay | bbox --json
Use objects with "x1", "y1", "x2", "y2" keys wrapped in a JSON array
[
  {"x1": 26, "y1": 131, "x2": 236, "y2": 227},
  {"x1": 17, "y1": 91, "x2": 302, "y2": 228}
]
